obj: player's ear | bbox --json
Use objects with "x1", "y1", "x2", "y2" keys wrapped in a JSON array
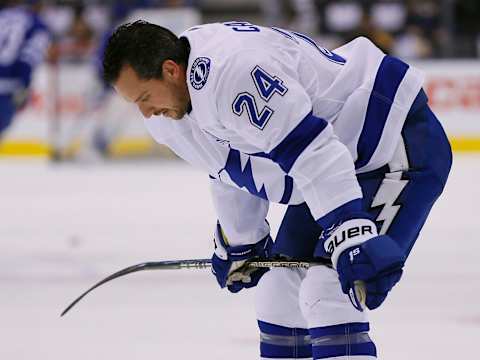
[{"x1": 162, "y1": 60, "x2": 179, "y2": 80}]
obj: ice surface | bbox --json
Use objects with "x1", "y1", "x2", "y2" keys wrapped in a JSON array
[{"x1": 0, "y1": 155, "x2": 478, "y2": 359}]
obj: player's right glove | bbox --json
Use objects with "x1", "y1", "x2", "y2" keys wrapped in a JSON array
[
  {"x1": 316, "y1": 218, "x2": 406, "y2": 311},
  {"x1": 211, "y1": 222, "x2": 273, "y2": 293}
]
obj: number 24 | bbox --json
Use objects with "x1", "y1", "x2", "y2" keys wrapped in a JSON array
[{"x1": 232, "y1": 66, "x2": 288, "y2": 130}]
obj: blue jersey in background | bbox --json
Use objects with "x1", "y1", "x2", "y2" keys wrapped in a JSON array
[{"x1": 0, "y1": 5, "x2": 50, "y2": 135}]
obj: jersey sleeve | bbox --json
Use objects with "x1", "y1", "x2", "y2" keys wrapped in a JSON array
[
  {"x1": 215, "y1": 50, "x2": 363, "y2": 225},
  {"x1": 209, "y1": 176, "x2": 270, "y2": 246}
]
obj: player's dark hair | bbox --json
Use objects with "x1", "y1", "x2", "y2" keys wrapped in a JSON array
[{"x1": 102, "y1": 20, "x2": 190, "y2": 84}]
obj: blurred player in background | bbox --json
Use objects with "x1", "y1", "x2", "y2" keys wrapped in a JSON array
[
  {"x1": 103, "y1": 21, "x2": 452, "y2": 359},
  {"x1": 0, "y1": 0, "x2": 50, "y2": 139},
  {"x1": 260, "y1": 0, "x2": 319, "y2": 35}
]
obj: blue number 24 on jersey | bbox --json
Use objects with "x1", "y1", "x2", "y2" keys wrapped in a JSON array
[{"x1": 232, "y1": 66, "x2": 288, "y2": 130}]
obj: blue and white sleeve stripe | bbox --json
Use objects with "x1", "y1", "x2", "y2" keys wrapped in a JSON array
[
  {"x1": 267, "y1": 111, "x2": 362, "y2": 221},
  {"x1": 355, "y1": 56, "x2": 409, "y2": 170},
  {"x1": 354, "y1": 55, "x2": 425, "y2": 173},
  {"x1": 268, "y1": 111, "x2": 328, "y2": 173}
]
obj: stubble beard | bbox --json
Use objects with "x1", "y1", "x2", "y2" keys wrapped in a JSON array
[{"x1": 170, "y1": 83, "x2": 191, "y2": 120}]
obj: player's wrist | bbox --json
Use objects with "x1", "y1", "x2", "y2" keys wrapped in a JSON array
[
  {"x1": 214, "y1": 221, "x2": 272, "y2": 261},
  {"x1": 318, "y1": 218, "x2": 378, "y2": 269}
]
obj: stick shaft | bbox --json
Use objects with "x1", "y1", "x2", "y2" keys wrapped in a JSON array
[{"x1": 168, "y1": 258, "x2": 329, "y2": 270}]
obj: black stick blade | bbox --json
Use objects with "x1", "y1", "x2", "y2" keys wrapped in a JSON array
[
  {"x1": 60, "y1": 259, "x2": 212, "y2": 317},
  {"x1": 61, "y1": 262, "x2": 150, "y2": 316}
]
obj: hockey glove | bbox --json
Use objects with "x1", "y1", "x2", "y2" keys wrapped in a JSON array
[
  {"x1": 316, "y1": 218, "x2": 406, "y2": 311},
  {"x1": 211, "y1": 222, "x2": 273, "y2": 293}
]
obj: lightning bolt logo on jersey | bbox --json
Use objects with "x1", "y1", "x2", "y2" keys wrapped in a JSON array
[{"x1": 189, "y1": 57, "x2": 211, "y2": 90}]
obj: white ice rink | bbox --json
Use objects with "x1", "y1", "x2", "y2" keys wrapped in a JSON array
[{"x1": 1, "y1": 155, "x2": 479, "y2": 359}]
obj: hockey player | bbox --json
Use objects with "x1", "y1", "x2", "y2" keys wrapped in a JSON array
[
  {"x1": 0, "y1": 1, "x2": 50, "y2": 138},
  {"x1": 103, "y1": 21, "x2": 452, "y2": 359}
]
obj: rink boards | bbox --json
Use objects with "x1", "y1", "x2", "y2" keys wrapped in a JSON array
[{"x1": 0, "y1": 60, "x2": 479, "y2": 157}]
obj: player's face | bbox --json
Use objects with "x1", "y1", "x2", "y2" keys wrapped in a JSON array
[{"x1": 114, "y1": 61, "x2": 190, "y2": 120}]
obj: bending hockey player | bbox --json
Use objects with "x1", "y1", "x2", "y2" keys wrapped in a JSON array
[{"x1": 102, "y1": 21, "x2": 452, "y2": 359}]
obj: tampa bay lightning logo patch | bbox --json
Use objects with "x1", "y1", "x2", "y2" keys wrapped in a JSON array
[{"x1": 190, "y1": 57, "x2": 211, "y2": 90}]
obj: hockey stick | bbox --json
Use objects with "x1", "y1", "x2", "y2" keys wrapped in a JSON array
[{"x1": 61, "y1": 258, "x2": 365, "y2": 316}]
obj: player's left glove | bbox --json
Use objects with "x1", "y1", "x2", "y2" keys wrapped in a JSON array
[
  {"x1": 316, "y1": 218, "x2": 406, "y2": 311},
  {"x1": 211, "y1": 222, "x2": 273, "y2": 293}
]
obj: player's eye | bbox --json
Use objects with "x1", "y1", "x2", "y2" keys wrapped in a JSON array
[{"x1": 141, "y1": 95, "x2": 150, "y2": 102}]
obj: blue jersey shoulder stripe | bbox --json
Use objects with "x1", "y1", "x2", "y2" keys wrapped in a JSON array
[
  {"x1": 269, "y1": 112, "x2": 328, "y2": 173},
  {"x1": 355, "y1": 56, "x2": 409, "y2": 169}
]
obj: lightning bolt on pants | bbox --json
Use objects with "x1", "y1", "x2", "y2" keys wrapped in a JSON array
[{"x1": 357, "y1": 102, "x2": 452, "y2": 256}]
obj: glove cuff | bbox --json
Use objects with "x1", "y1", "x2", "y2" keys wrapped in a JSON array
[
  {"x1": 214, "y1": 221, "x2": 272, "y2": 262},
  {"x1": 319, "y1": 218, "x2": 378, "y2": 269},
  {"x1": 226, "y1": 235, "x2": 272, "y2": 261}
]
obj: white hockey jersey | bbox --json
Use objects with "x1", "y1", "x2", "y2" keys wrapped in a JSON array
[{"x1": 144, "y1": 22, "x2": 424, "y2": 246}]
